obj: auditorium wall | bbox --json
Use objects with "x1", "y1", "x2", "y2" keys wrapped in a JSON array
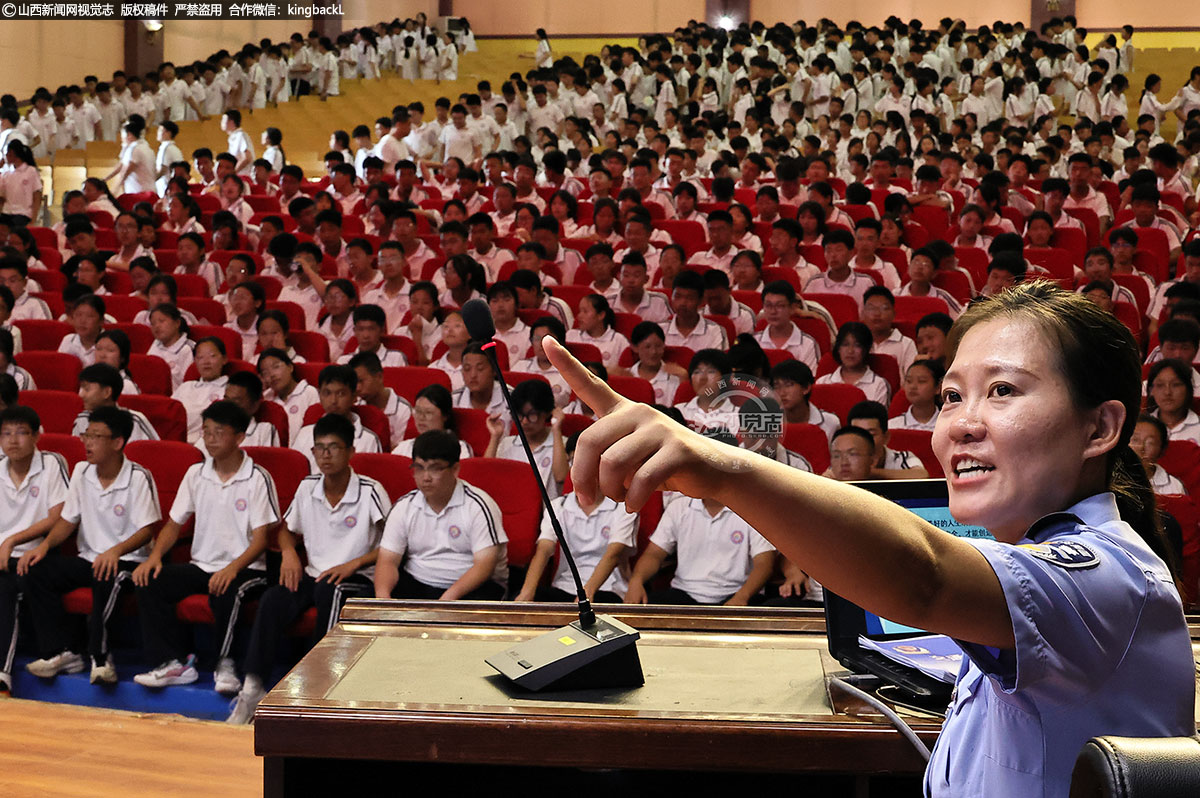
[
  {"x1": 746, "y1": 0, "x2": 1030, "y2": 28},
  {"x1": 450, "y1": 0, "x2": 706, "y2": 37},
  {"x1": 342, "y1": 0, "x2": 439, "y2": 31},
  {"x1": 163, "y1": 20, "x2": 304, "y2": 65},
  {"x1": 0, "y1": 21, "x2": 124, "y2": 99}
]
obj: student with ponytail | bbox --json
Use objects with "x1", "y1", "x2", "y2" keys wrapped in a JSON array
[{"x1": 543, "y1": 280, "x2": 1194, "y2": 797}]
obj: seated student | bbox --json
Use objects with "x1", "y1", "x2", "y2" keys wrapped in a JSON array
[
  {"x1": 512, "y1": 316, "x2": 572, "y2": 407},
  {"x1": 625, "y1": 464, "x2": 776, "y2": 605},
  {"x1": 147, "y1": 303, "x2": 195, "y2": 391},
  {"x1": 58, "y1": 293, "x2": 106, "y2": 367},
  {"x1": 1147, "y1": 359, "x2": 1200, "y2": 445},
  {"x1": 567, "y1": 293, "x2": 630, "y2": 369},
  {"x1": 403, "y1": 281, "x2": 443, "y2": 365},
  {"x1": 0, "y1": 256, "x2": 52, "y2": 321},
  {"x1": 580, "y1": 243, "x2": 621, "y2": 304},
  {"x1": 851, "y1": 218, "x2": 902, "y2": 291},
  {"x1": 132, "y1": 401, "x2": 277, "y2": 694},
  {"x1": 467, "y1": 213, "x2": 515, "y2": 283},
  {"x1": 803, "y1": 229, "x2": 876, "y2": 309},
  {"x1": 224, "y1": 279, "x2": 265, "y2": 361},
  {"x1": 979, "y1": 251, "x2": 1026, "y2": 299},
  {"x1": 293, "y1": 364, "x2": 383, "y2": 472},
  {"x1": 815, "y1": 322, "x2": 891, "y2": 405},
  {"x1": 223, "y1": 371, "x2": 280, "y2": 447},
  {"x1": 754, "y1": 281, "x2": 821, "y2": 370},
  {"x1": 257, "y1": 348, "x2": 319, "y2": 445},
  {"x1": 317, "y1": 278, "x2": 358, "y2": 360},
  {"x1": 612, "y1": 253, "x2": 671, "y2": 322},
  {"x1": 174, "y1": 232, "x2": 223, "y2": 297},
  {"x1": 21, "y1": 407, "x2": 161, "y2": 684},
  {"x1": 361, "y1": 241, "x2": 412, "y2": 334},
  {"x1": 613, "y1": 321, "x2": 684, "y2": 406},
  {"x1": 255, "y1": 309, "x2": 306, "y2": 365},
  {"x1": 770, "y1": 360, "x2": 839, "y2": 440},
  {"x1": 664, "y1": 270, "x2": 728, "y2": 351},
  {"x1": 1108, "y1": 228, "x2": 1157, "y2": 292},
  {"x1": 174, "y1": 336, "x2": 230, "y2": 445},
  {"x1": 133, "y1": 274, "x2": 200, "y2": 328},
  {"x1": 227, "y1": 414, "x2": 390, "y2": 724},
  {"x1": 768, "y1": 219, "x2": 821, "y2": 288},
  {"x1": 861, "y1": 286, "x2": 918, "y2": 374},
  {"x1": 72, "y1": 363, "x2": 159, "y2": 442},
  {"x1": 1146, "y1": 317, "x2": 1200, "y2": 367},
  {"x1": 1079, "y1": 247, "x2": 1138, "y2": 308},
  {"x1": 484, "y1": 380, "x2": 567, "y2": 499},
  {"x1": 486, "y1": 281, "x2": 530, "y2": 364},
  {"x1": 336, "y1": 303, "x2": 408, "y2": 367},
  {"x1": 1131, "y1": 414, "x2": 1187, "y2": 496},
  {"x1": 349, "y1": 352, "x2": 413, "y2": 448},
  {"x1": 897, "y1": 246, "x2": 963, "y2": 317},
  {"x1": 515, "y1": 433, "x2": 638, "y2": 603},
  {"x1": 392, "y1": 384, "x2": 473, "y2": 459},
  {"x1": 890, "y1": 359, "x2": 944, "y2": 432},
  {"x1": 914, "y1": 311, "x2": 953, "y2": 368},
  {"x1": 374, "y1": 430, "x2": 507, "y2": 601},
  {"x1": 95, "y1": 330, "x2": 140, "y2": 396},
  {"x1": 0, "y1": 405, "x2": 71, "y2": 694},
  {"x1": 510, "y1": 268, "x2": 573, "y2": 328},
  {"x1": 427, "y1": 309, "x2": 470, "y2": 391},
  {"x1": 829, "y1": 425, "x2": 878, "y2": 482},
  {"x1": 452, "y1": 343, "x2": 509, "y2": 415},
  {"x1": 847, "y1": 400, "x2": 928, "y2": 479},
  {"x1": 277, "y1": 242, "x2": 328, "y2": 331},
  {"x1": 674, "y1": 349, "x2": 740, "y2": 435},
  {"x1": 0, "y1": 328, "x2": 33, "y2": 389},
  {"x1": 952, "y1": 204, "x2": 993, "y2": 252}
]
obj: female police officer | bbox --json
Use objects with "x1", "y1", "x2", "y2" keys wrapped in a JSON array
[{"x1": 543, "y1": 281, "x2": 1195, "y2": 797}]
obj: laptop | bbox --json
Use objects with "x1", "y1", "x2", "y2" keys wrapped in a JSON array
[{"x1": 824, "y1": 479, "x2": 994, "y2": 707}]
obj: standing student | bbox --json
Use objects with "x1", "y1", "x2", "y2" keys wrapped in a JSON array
[
  {"x1": 0, "y1": 405, "x2": 70, "y2": 694},
  {"x1": 20, "y1": 406, "x2": 161, "y2": 685},
  {"x1": 484, "y1": 379, "x2": 568, "y2": 500},
  {"x1": 291, "y1": 364, "x2": 382, "y2": 472},
  {"x1": 374, "y1": 430, "x2": 507, "y2": 600},
  {"x1": 227, "y1": 414, "x2": 389, "y2": 723},
  {"x1": 132, "y1": 401, "x2": 277, "y2": 695},
  {"x1": 71, "y1": 363, "x2": 159, "y2": 442}
]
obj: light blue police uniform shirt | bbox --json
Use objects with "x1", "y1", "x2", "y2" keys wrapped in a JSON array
[{"x1": 924, "y1": 492, "x2": 1195, "y2": 798}]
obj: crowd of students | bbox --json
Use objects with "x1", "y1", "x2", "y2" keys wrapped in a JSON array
[{"x1": 2, "y1": 13, "x2": 1200, "y2": 721}]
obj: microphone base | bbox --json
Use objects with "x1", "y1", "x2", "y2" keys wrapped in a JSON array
[{"x1": 485, "y1": 614, "x2": 644, "y2": 692}]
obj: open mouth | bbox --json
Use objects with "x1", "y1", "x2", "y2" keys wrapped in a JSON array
[{"x1": 953, "y1": 458, "x2": 995, "y2": 478}]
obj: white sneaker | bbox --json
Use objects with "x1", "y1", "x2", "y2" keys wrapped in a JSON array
[
  {"x1": 90, "y1": 655, "x2": 118, "y2": 685},
  {"x1": 26, "y1": 650, "x2": 86, "y2": 678},
  {"x1": 225, "y1": 684, "x2": 266, "y2": 724},
  {"x1": 134, "y1": 655, "x2": 199, "y2": 688},
  {"x1": 213, "y1": 657, "x2": 241, "y2": 696}
]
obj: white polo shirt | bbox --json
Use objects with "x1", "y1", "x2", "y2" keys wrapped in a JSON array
[
  {"x1": 392, "y1": 436, "x2": 474, "y2": 459},
  {"x1": 0, "y1": 450, "x2": 70, "y2": 555},
  {"x1": 675, "y1": 397, "x2": 740, "y2": 435},
  {"x1": 5, "y1": 362, "x2": 34, "y2": 389},
  {"x1": 687, "y1": 247, "x2": 736, "y2": 275},
  {"x1": 10, "y1": 291, "x2": 52, "y2": 321},
  {"x1": 58, "y1": 334, "x2": 97, "y2": 367},
  {"x1": 472, "y1": 246, "x2": 515, "y2": 283},
  {"x1": 361, "y1": 283, "x2": 412, "y2": 334},
  {"x1": 754, "y1": 323, "x2": 820, "y2": 371},
  {"x1": 1155, "y1": 409, "x2": 1200, "y2": 446},
  {"x1": 430, "y1": 353, "x2": 465, "y2": 391},
  {"x1": 803, "y1": 271, "x2": 876, "y2": 309},
  {"x1": 538, "y1": 494, "x2": 637, "y2": 597},
  {"x1": 629, "y1": 362, "x2": 681, "y2": 405},
  {"x1": 293, "y1": 415, "x2": 382, "y2": 472},
  {"x1": 148, "y1": 336, "x2": 196, "y2": 391},
  {"x1": 72, "y1": 408, "x2": 159, "y2": 442},
  {"x1": 649, "y1": 498, "x2": 775, "y2": 604},
  {"x1": 452, "y1": 382, "x2": 508, "y2": 415},
  {"x1": 169, "y1": 453, "x2": 279, "y2": 572},
  {"x1": 493, "y1": 319, "x2": 531, "y2": 364},
  {"x1": 510, "y1": 358, "x2": 571, "y2": 407},
  {"x1": 775, "y1": 446, "x2": 813, "y2": 472},
  {"x1": 1149, "y1": 465, "x2": 1186, "y2": 496},
  {"x1": 285, "y1": 470, "x2": 390, "y2": 577},
  {"x1": 337, "y1": 345, "x2": 408, "y2": 368},
  {"x1": 613, "y1": 290, "x2": 672, "y2": 323},
  {"x1": 1062, "y1": 187, "x2": 1112, "y2": 224},
  {"x1": 380, "y1": 479, "x2": 508, "y2": 589},
  {"x1": 268, "y1": 379, "x2": 319, "y2": 445},
  {"x1": 664, "y1": 315, "x2": 727, "y2": 351},
  {"x1": 871, "y1": 328, "x2": 918, "y2": 375},
  {"x1": 890, "y1": 407, "x2": 940, "y2": 432},
  {"x1": 242, "y1": 418, "x2": 280, "y2": 448},
  {"x1": 799, "y1": 403, "x2": 841, "y2": 441},
  {"x1": 816, "y1": 367, "x2": 890, "y2": 405},
  {"x1": 359, "y1": 389, "x2": 413, "y2": 449},
  {"x1": 173, "y1": 375, "x2": 230, "y2": 444},
  {"x1": 61, "y1": 457, "x2": 161, "y2": 563},
  {"x1": 496, "y1": 433, "x2": 559, "y2": 500}
]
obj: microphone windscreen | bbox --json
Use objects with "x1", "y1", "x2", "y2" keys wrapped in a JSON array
[{"x1": 461, "y1": 297, "x2": 497, "y2": 342}]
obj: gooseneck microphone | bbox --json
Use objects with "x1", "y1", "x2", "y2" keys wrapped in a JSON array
[
  {"x1": 462, "y1": 298, "x2": 643, "y2": 692},
  {"x1": 461, "y1": 298, "x2": 595, "y2": 628}
]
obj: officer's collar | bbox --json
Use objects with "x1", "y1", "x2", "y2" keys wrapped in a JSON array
[{"x1": 1024, "y1": 512, "x2": 1084, "y2": 544}]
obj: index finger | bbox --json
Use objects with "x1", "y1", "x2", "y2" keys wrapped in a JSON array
[{"x1": 542, "y1": 337, "x2": 625, "y2": 417}]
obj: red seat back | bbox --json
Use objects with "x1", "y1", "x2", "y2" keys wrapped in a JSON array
[
  {"x1": 125, "y1": 440, "x2": 204, "y2": 523},
  {"x1": 118, "y1": 395, "x2": 188, "y2": 441},
  {"x1": 452, "y1": 408, "x2": 491, "y2": 455},
  {"x1": 301, "y1": 405, "x2": 392, "y2": 450},
  {"x1": 14, "y1": 351, "x2": 82, "y2": 391},
  {"x1": 190, "y1": 324, "x2": 242, "y2": 357},
  {"x1": 177, "y1": 298, "x2": 226, "y2": 325},
  {"x1": 12, "y1": 319, "x2": 71, "y2": 352},
  {"x1": 458, "y1": 457, "x2": 543, "y2": 568},
  {"x1": 110, "y1": 323, "x2": 155, "y2": 354},
  {"x1": 887, "y1": 429, "x2": 943, "y2": 477},
  {"x1": 800, "y1": 293, "x2": 858, "y2": 329},
  {"x1": 808, "y1": 383, "x2": 867, "y2": 425},
  {"x1": 243, "y1": 447, "x2": 310, "y2": 514},
  {"x1": 608, "y1": 375, "x2": 655, "y2": 404},
  {"x1": 37, "y1": 433, "x2": 86, "y2": 470},
  {"x1": 21, "y1": 390, "x2": 83, "y2": 433},
  {"x1": 255, "y1": 400, "x2": 289, "y2": 444},
  {"x1": 382, "y1": 366, "x2": 452, "y2": 405},
  {"x1": 126, "y1": 354, "x2": 173, "y2": 395},
  {"x1": 893, "y1": 296, "x2": 949, "y2": 325},
  {"x1": 1157, "y1": 493, "x2": 1199, "y2": 604},
  {"x1": 781, "y1": 423, "x2": 831, "y2": 474},
  {"x1": 351, "y1": 453, "x2": 416, "y2": 501}
]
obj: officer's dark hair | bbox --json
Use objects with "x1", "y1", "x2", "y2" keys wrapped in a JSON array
[
  {"x1": 412, "y1": 429, "x2": 462, "y2": 465},
  {"x1": 312, "y1": 412, "x2": 355, "y2": 448},
  {"x1": 88, "y1": 405, "x2": 134, "y2": 446},
  {"x1": 200, "y1": 399, "x2": 251, "y2": 434},
  {"x1": 0, "y1": 404, "x2": 41, "y2": 434},
  {"x1": 78, "y1": 363, "x2": 124, "y2": 400},
  {"x1": 831, "y1": 425, "x2": 875, "y2": 454},
  {"x1": 948, "y1": 281, "x2": 1177, "y2": 574}
]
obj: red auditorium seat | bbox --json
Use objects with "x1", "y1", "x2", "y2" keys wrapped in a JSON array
[
  {"x1": 654, "y1": 220, "x2": 707, "y2": 256},
  {"x1": 816, "y1": 353, "x2": 900, "y2": 397},
  {"x1": 801, "y1": 293, "x2": 857, "y2": 329},
  {"x1": 932, "y1": 270, "x2": 973, "y2": 304},
  {"x1": 110, "y1": 323, "x2": 155, "y2": 354},
  {"x1": 21, "y1": 390, "x2": 83, "y2": 434},
  {"x1": 191, "y1": 324, "x2": 242, "y2": 356},
  {"x1": 608, "y1": 375, "x2": 655, "y2": 404},
  {"x1": 351, "y1": 453, "x2": 416, "y2": 500},
  {"x1": 1159, "y1": 440, "x2": 1200, "y2": 497},
  {"x1": 1049, "y1": 227, "x2": 1087, "y2": 267},
  {"x1": 255, "y1": 401, "x2": 289, "y2": 444},
  {"x1": 1158, "y1": 494, "x2": 1200, "y2": 604},
  {"x1": 12, "y1": 319, "x2": 71, "y2": 352},
  {"x1": 452, "y1": 408, "x2": 491, "y2": 455},
  {"x1": 14, "y1": 351, "x2": 82, "y2": 391},
  {"x1": 102, "y1": 295, "x2": 148, "y2": 323},
  {"x1": 243, "y1": 447, "x2": 310, "y2": 512},
  {"x1": 781, "y1": 423, "x2": 831, "y2": 474},
  {"x1": 382, "y1": 366, "x2": 451, "y2": 404},
  {"x1": 503, "y1": 370, "x2": 550, "y2": 389},
  {"x1": 265, "y1": 300, "x2": 308, "y2": 332},
  {"x1": 178, "y1": 298, "x2": 227, "y2": 325},
  {"x1": 118, "y1": 395, "x2": 188, "y2": 441},
  {"x1": 458, "y1": 457, "x2": 543, "y2": 568},
  {"x1": 809, "y1": 383, "x2": 868, "y2": 426},
  {"x1": 126, "y1": 354, "x2": 173, "y2": 395},
  {"x1": 302, "y1": 404, "x2": 392, "y2": 451},
  {"x1": 887, "y1": 429, "x2": 942, "y2": 477},
  {"x1": 38, "y1": 433, "x2": 86, "y2": 470},
  {"x1": 1064, "y1": 207, "x2": 1100, "y2": 248},
  {"x1": 183, "y1": 358, "x2": 255, "y2": 382},
  {"x1": 102, "y1": 271, "x2": 133, "y2": 294},
  {"x1": 125, "y1": 440, "x2": 204, "y2": 522},
  {"x1": 894, "y1": 296, "x2": 950, "y2": 324},
  {"x1": 28, "y1": 268, "x2": 66, "y2": 292}
]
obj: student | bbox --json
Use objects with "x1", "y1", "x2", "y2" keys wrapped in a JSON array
[
  {"x1": 754, "y1": 281, "x2": 820, "y2": 370},
  {"x1": 815, "y1": 322, "x2": 891, "y2": 405},
  {"x1": 0, "y1": 405, "x2": 70, "y2": 694},
  {"x1": 391, "y1": 384, "x2": 473, "y2": 459},
  {"x1": 847, "y1": 400, "x2": 928, "y2": 479},
  {"x1": 1145, "y1": 317, "x2": 1200, "y2": 367},
  {"x1": 485, "y1": 281, "x2": 530, "y2": 364},
  {"x1": 625, "y1": 477, "x2": 775, "y2": 605},
  {"x1": 567, "y1": 293, "x2": 630, "y2": 369},
  {"x1": 374, "y1": 430, "x2": 507, "y2": 601},
  {"x1": 770, "y1": 360, "x2": 839, "y2": 440},
  {"x1": 71, "y1": 363, "x2": 159, "y2": 442},
  {"x1": 404, "y1": 281, "x2": 442, "y2": 365},
  {"x1": 861, "y1": 286, "x2": 918, "y2": 374},
  {"x1": 58, "y1": 293, "x2": 105, "y2": 366},
  {"x1": 132, "y1": 401, "x2": 277, "y2": 693},
  {"x1": 349, "y1": 352, "x2": 412, "y2": 448},
  {"x1": 0, "y1": 328, "x2": 32, "y2": 389},
  {"x1": 803, "y1": 229, "x2": 876, "y2": 309},
  {"x1": 1130, "y1": 413, "x2": 1187, "y2": 496},
  {"x1": 510, "y1": 268, "x2": 573, "y2": 328},
  {"x1": 173, "y1": 336, "x2": 230, "y2": 445},
  {"x1": 227, "y1": 414, "x2": 390, "y2": 723},
  {"x1": 21, "y1": 406, "x2": 161, "y2": 684},
  {"x1": 224, "y1": 280, "x2": 265, "y2": 361},
  {"x1": 664, "y1": 270, "x2": 727, "y2": 351},
  {"x1": 451, "y1": 343, "x2": 509, "y2": 415},
  {"x1": 255, "y1": 310, "x2": 304, "y2": 364},
  {"x1": 1147, "y1": 359, "x2": 1200, "y2": 445},
  {"x1": 515, "y1": 436, "x2": 637, "y2": 604},
  {"x1": 292, "y1": 364, "x2": 382, "y2": 471},
  {"x1": 484, "y1": 380, "x2": 567, "y2": 499},
  {"x1": 360, "y1": 241, "x2": 412, "y2": 334},
  {"x1": 612, "y1": 254, "x2": 671, "y2": 323},
  {"x1": 317, "y1": 278, "x2": 358, "y2": 360},
  {"x1": 613, "y1": 321, "x2": 683, "y2": 406},
  {"x1": 277, "y1": 241, "x2": 328, "y2": 331},
  {"x1": 915, "y1": 311, "x2": 953, "y2": 367},
  {"x1": 146, "y1": 303, "x2": 195, "y2": 391},
  {"x1": 257, "y1": 348, "x2": 319, "y2": 445},
  {"x1": 890, "y1": 359, "x2": 944, "y2": 432},
  {"x1": 674, "y1": 349, "x2": 740, "y2": 435},
  {"x1": 337, "y1": 303, "x2": 407, "y2": 367},
  {"x1": 223, "y1": 371, "x2": 280, "y2": 447},
  {"x1": 897, "y1": 246, "x2": 963, "y2": 317},
  {"x1": 0, "y1": 256, "x2": 51, "y2": 320}
]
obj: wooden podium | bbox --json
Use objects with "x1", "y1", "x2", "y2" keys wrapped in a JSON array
[{"x1": 254, "y1": 601, "x2": 950, "y2": 796}]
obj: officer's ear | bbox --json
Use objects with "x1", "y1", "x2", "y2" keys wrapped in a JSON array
[{"x1": 1083, "y1": 399, "x2": 1125, "y2": 461}]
